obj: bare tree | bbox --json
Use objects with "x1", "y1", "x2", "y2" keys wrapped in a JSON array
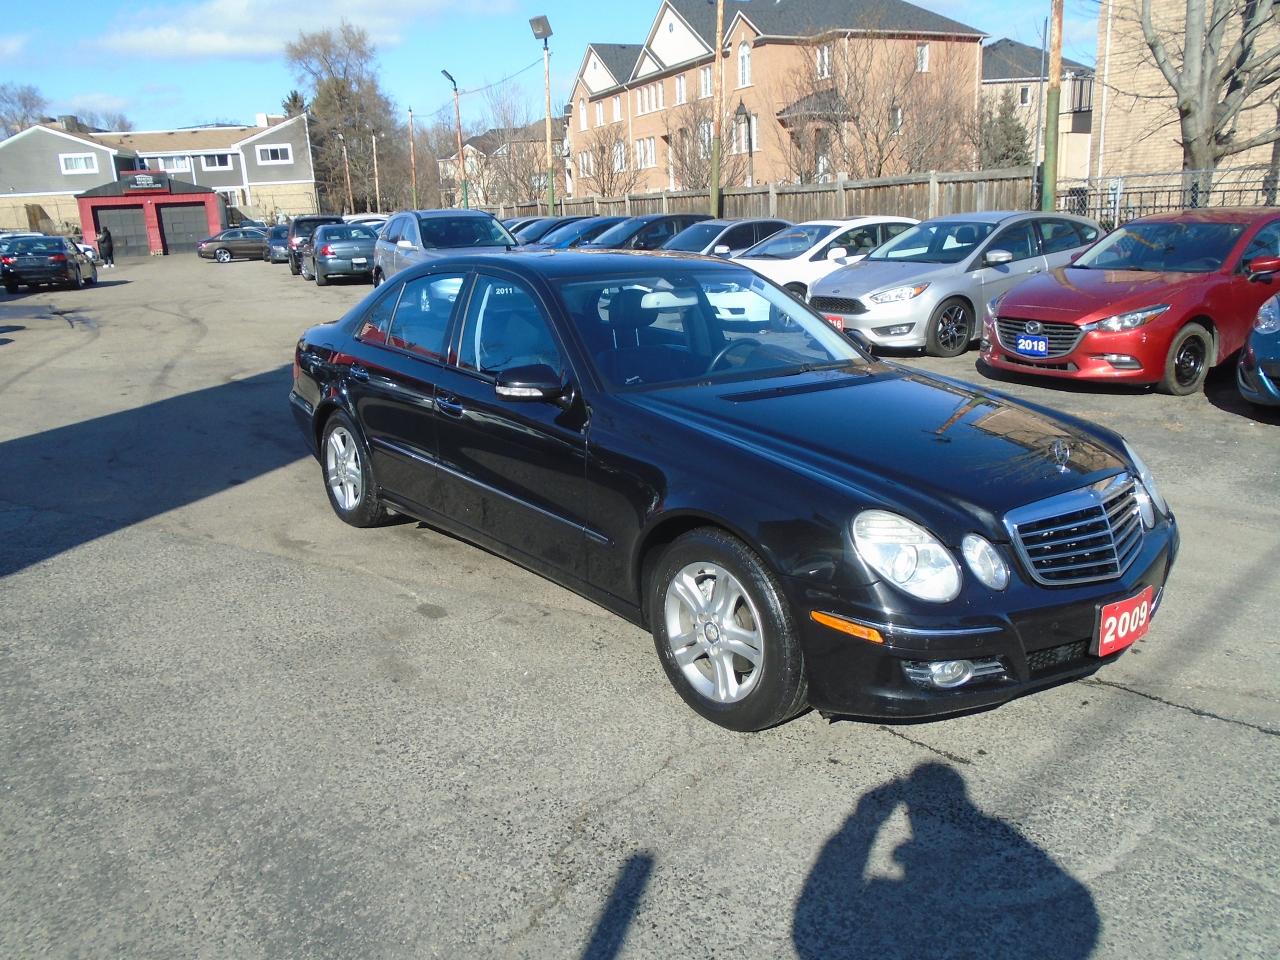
[
  {"x1": 576, "y1": 124, "x2": 646, "y2": 197},
  {"x1": 0, "y1": 83, "x2": 48, "y2": 136},
  {"x1": 78, "y1": 109, "x2": 134, "y2": 132},
  {"x1": 1134, "y1": 0, "x2": 1279, "y2": 174},
  {"x1": 472, "y1": 83, "x2": 564, "y2": 205},
  {"x1": 663, "y1": 99, "x2": 748, "y2": 190}
]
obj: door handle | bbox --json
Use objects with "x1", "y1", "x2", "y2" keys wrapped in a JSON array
[
  {"x1": 348, "y1": 364, "x2": 370, "y2": 381},
  {"x1": 436, "y1": 394, "x2": 464, "y2": 418}
]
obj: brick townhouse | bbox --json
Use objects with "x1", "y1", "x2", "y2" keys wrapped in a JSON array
[{"x1": 565, "y1": 0, "x2": 987, "y2": 197}]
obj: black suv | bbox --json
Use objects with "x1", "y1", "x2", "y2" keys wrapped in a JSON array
[{"x1": 287, "y1": 215, "x2": 344, "y2": 275}]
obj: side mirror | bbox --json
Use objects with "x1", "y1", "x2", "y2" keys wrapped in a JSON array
[
  {"x1": 984, "y1": 249, "x2": 1014, "y2": 266},
  {"x1": 1068, "y1": 250, "x2": 1084, "y2": 263},
  {"x1": 713, "y1": 244, "x2": 731, "y2": 256},
  {"x1": 495, "y1": 364, "x2": 566, "y2": 404},
  {"x1": 1247, "y1": 255, "x2": 1280, "y2": 281},
  {"x1": 826, "y1": 247, "x2": 848, "y2": 262},
  {"x1": 396, "y1": 239, "x2": 414, "y2": 250},
  {"x1": 845, "y1": 329, "x2": 874, "y2": 353}
]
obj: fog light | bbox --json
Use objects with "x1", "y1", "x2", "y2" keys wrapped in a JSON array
[
  {"x1": 903, "y1": 657, "x2": 1005, "y2": 689},
  {"x1": 874, "y1": 323, "x2": 914, "y2": 337},
  {"x1": 1099, "y1": 354, "x2": 1142, "y2": 370}
]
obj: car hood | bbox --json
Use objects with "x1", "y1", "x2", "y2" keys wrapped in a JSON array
[
  {"x1": 623, "y1": 365, "x2": 1125, "y2": 534},
  {"x1": 999, "y1": 267, "x2": 1208, "y2": 321},
  {"x1": 812, "y1": 258, "x2": 959, "y2": 297}
]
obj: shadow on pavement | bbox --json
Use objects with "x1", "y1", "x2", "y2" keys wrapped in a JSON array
[
  {"x1": 1204, "y1": 363, "x2": 1280, "y2": 425},
  {"x1": 0, "y1": 364, "x2": 305, "y2": 577},
  {"x1": 793, "y1": 763, "x2": 1099, "y2": 960},
  {"x1": 578, "y1": 853, "x2": 655, "y2": 960}
]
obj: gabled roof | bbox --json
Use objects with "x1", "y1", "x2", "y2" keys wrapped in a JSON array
[
  {"x1": 777, "y1": 88, "x2": 854, "y2": 123},
  {"x1": 983, "y1": 38, "x2": 1091, "y2": 82},
  {"x1": 591, "y1": 43, "x2": 644, "y2": 88},
  {"x1": 668, "y1": 0, "x2": 984, "y2": 43},
  {"x1": 94, "y1": 116, "x2": 307, "y2": 154},
  {"x1": 0, "y1": 123, "x2": 133, "y2": 157},
  {"x1": 450, "y1": 119, "x2": 568, "y2": 160}
]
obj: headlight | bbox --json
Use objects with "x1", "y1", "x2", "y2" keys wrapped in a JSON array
[
  {"x1": 869, "y1": 283, "x2": 930, "y2": 304},
  {"x1": 1122, "y1": 440, "x2": 1169, "y2": 518},
  {"x1": 961, "y1": 534, "x2": 1009, "y2": 590},
  {"x1": 1081, "y1": 304, "x2": 1169, "y2": 333},
  {"x1": 986, "y1": 294, "x2": 1005, "y2": 321},
  {"x1": 853, "y1": 510, "x2": 961, "y2": 603},
  {"x1": 1256, "y1": 295, "x2": 1280, "y2": 334}
]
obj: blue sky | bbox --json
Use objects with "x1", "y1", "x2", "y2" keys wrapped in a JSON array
[{"x1": 1, "y1": 0, "x2": 1100, "y2": 132}]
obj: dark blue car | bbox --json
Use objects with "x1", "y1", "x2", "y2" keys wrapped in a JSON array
[{"x1": 1238, "y1": 293, "x2": 1280, "y2": 405}]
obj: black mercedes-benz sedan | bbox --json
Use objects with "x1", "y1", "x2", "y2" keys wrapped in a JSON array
[{"x1": 289, "y1": 250, "x2": 1179, "y2": 731}]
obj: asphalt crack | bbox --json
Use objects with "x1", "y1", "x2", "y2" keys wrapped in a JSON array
[
  {"x1": 1083, "y1": 677, "x2": 1280, "y2": 737},
  {"x1": 877, "y1": 725, "x2": 973, "y2": 765}
]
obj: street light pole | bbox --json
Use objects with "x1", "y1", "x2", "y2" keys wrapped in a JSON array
[
  {"x1": 338, "y1": 132, "x2": 354, "y2": 213},
  {"x1": 735, "y1": 99, "x2": 753, "y2": 187},
  {"x1": 530, "y1": 17, "x2": 556, "y2": 215},
  {"x1": 708, "y1": 0, "x2": 725, "y2": 217},
  {"x1": 408, "y1": 108, "x2": 418, "y2": 209},
  {"x1": 442, "y1": 70, "x2": 468, "y2": 209},
  {"x1": 371, "y1": 132, "x2": 381, "y2": 213}
]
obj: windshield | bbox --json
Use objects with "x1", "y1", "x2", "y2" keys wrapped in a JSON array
[
  {"x1": 516, "y1": 218, "x2": 575, "y2": 243},
  {"x1": 539, "y1": 218, "x2": 615, "y2": 247},
  {"x1": 739, "y1": 224, "x2": 833, "y2": 260},
  {"x1": 869, "y1": 220, "x2": 995, "y2": 264},
  {"x1": 269, "y1": 225, "x2": 287, "y2": 240},
  {"x1": 553, "y1": 267, "x2": 868, "y2": 390},
  {"x1": 1074, "y1": 221, "x2": 1247, "y2": 273},
  {"x1": 662, "y1": 223, "x2": 724, "y2": 252},
  {"x1": 417, "y1": 216, "x2": 514, "y2": 248},
  {"x1": 582, "y1": 218, "x2": 643, "y2": 248}
]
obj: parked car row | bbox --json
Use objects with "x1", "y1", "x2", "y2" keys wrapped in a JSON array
[{"x1": 1, "y1": 233, "x2": 99, "y2": 293}]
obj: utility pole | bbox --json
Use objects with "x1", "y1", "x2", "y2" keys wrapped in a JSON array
[
  {"x1": 408, "y1": 108, "x2": 418, "y2": 209},
  {"x1": 530, "y1": 16, "x2": 556, "y2": 214},
  {"x1": 371, "y1": 132, "x2": 381, "y2": 213},
  {"x1": 708, "y1": 0, "x2": 725, "y2": 217},
  {"x1": 1041, "y1": 0, "x2": 1064, "y2": 211},
  {"x1": 338, "y1": 132, "x2": 354, "y2": 213},
  {"x1": 443, "y1": 70, "x2": 469, "y2": 209},
  {"x1": 1032, "y1": 17, "x2": 1047, "y2": 181}
]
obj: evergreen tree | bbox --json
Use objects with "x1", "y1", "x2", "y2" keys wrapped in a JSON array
[{"x1": 981, "y1": 90, "x2": 1031, "y2": 169}]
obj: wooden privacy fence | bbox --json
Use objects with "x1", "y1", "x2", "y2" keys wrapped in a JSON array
[{"x1": 479, "y1": 167, "x2": 1035, "y2": 222}]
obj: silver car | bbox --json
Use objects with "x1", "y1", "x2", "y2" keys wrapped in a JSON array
[
  {"x1": 373, "y1": 210, "x2": 516, "y2": 286},
  {"x1": 808, "y1": 211, "x2": 1100, "y2": 357}
]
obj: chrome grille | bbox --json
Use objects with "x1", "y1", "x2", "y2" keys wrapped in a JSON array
[
  {"x1": 995, "y1": 317, "x2": 1084, "y2": 358},
  {"x1": 1005, "y1": 475, "x2": 1143, "y2": 586},
  {"x1": 809, "y1": 295, "x2": 867, "y2": 315}
]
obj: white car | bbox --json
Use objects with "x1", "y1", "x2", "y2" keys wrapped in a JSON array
[{"x1": 733, "y1": 216, "x2": 918, "y2": 299}]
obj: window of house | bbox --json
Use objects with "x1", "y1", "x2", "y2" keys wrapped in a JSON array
[
  {"x1": 153, "y1": 155, "x2": 191, "y2": 172},
  {"x1": 675, "y1": 74, "x2": 687, "y2": 105},
  {"x1": 890, "y1": 105, "x2": 904, "y2": 135},
  {"x1": 633, "y1": 137, "x2": 656, "y2": 169},
  {"x1": 916, "y1": 42, "x2": 930, "y2": 73},
  {"x1": 612, "y1": 141, "x2": 626, "y2": 172},
  {"x1": 201, "y1": 153, "x2": 232, "y2": 170},
  {"x1": 738, "y1": 42, "x2": 752, "y2": 87},
  {"x1": 657, "y1": 81, "x2": 664, "y2": 110},
  {"x1": 579, "y1": 151, "x2": 595, "y2": 176},
  {"x1": 257, "y1": 144, "x2": 292, "y2": 164},
  {"x1": 59, "y1": 153, "x2": 99, "y2": 175},
  {"x1": 816, "y1": 45, "x2": 832, "y2": 80},
  {"x1": 697, "y1": 121, "x2": 712, "y2": 158},
  {"x1": 613, "y1": 95, "x2": 621, "y2": 121},
  {"x1": 579, "y1": 99, "x2": 587, "y2": 131},
  {"x1": 595, "y1": 102, "x2": 604, "y2": 126},
  {"x1": 699, "y1": 66, "x2": 713, "y2": 99},
  {"x1": 1019, "y1": 85, "x2": 1031, "y2": 106}
]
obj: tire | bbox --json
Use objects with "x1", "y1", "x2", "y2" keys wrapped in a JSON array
[
  {"x1": 648, "y1": 527, "x2": 808, "y2": 732},
  {"x1": 1158, "y1": 322, "x2": 1212, "y2": 396},
  {"x1": 302, "y1": 259, "x2": 314, "y2": 281},
  {"x1": 784, "y1": 283, "x2": 808, "y2": 301},
  {"x1": 320, "y1": 411, "x2": 389, "y2": 528},
  {"x1": 68, "y1": 267, "x2": 83, "y2": 290},
  {"x1": 4, "y1": 282, "x2": 17, "y2": 295},
  {"x1": 925, "y1": 297, "x2": 974, "y2": 358},
  {"x1": 372, "y1": 269, "x2": 384, "y2": 288},
  {"x1": 314, "y1": 267, "x2": 329, "y2": 286},
  {"x1": 289, "y1": 255, "x2": 301, "y2": 276},
  {"x1": 214, "y1": 248, "x2": 233, "y2": 264}
]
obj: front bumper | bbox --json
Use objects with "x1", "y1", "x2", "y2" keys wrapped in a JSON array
[
  {"x1": 818, "y1": 296, "x2": 932, "y2": 348},
  {"x1": 788, "y1": 517, "x2": 1179, "y2": 719},
  {"x1": 980, "y1": 318, "x2": 1164, "y2": 383},
  {"x1": 1237, "y1": 340, "x2": 1280, "y2": 405}
]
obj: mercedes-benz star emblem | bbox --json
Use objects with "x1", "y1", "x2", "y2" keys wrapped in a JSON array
[
  {"x1": 1050, "y1": 439, "x2": 1072, "y2": 470},
  {"x1": 1024, "y1": 321, "x2": 1044, "y2": 335}
]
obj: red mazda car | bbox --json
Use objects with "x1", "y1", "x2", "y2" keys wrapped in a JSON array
[{"x1": 981, "y1": 209, "x2": 1280, "y2": 395}]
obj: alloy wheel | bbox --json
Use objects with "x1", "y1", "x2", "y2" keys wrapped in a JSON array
[
  {"x1": 663, "y1": 562, "x2": 764, "y2": 704},
  {"x1": 937, "y1": 304, "x2": 970, "y2": 352},
  {"x1": 325, "y1": 426, "x2": 363, "y2": 511},
  {"x1": 215, "y1": 249, "x2": 232, "y2": 263}
]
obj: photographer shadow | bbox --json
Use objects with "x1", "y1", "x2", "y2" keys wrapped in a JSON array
[{"x1": 794, "y1": 763, "x2": 1099, "y2": 960}]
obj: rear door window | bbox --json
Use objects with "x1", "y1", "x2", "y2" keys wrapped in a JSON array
[
  {"x1": 386, "y1": 273, "x2": 468, "y2": 360},
  {"x1": 988, "y1": 221, "x2": 1040, "y2": 262},
  {"x1": 1039, "y1": 219, "x2": 1087, "y2": 255},
  {"x1": 719, "y1": 224, "x2": 757, "y2": 251}
]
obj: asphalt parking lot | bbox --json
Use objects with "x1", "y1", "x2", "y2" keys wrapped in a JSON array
[{"x1": 2, "y1": 254, "x2": 1277, "y2": 959}]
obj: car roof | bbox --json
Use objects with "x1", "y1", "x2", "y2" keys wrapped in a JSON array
[
  {"x1": 409, "y1": 209, "x2": 499, "y2": 220},
  {"x1": 927, "y1": 210, "x2": 1027, "y2": 225},
  {"x1": 395, "y1": 248, "x2": 749, "y2": 281},
  {"x1": 1130, "y1": 207, "x2": 1279, "y2": 225}
]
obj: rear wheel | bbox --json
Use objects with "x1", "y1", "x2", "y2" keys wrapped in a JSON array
[
  {"x1": 926, "y1": 298, "x2": 973, "y2": 358},
  {"x1": 320, "y1": 412, "x2": 388, "y2": 528},
  {"x1": 301, "y1": 258, "x2": 314, "y2": 280},
  {"x1": 68, "y1": 267, "x2": 83, "y2": 290},
  {"x1": 314, "y1": 266, "x2": 329, "y2": 286},
  {"x1": 4, "y1": 282, "x2": 18, "y2": 295},
  {"x1": 648, "y1": 528, "x2": 808, "y2": 731},
  {"x1": 1158, "y1": 323, "x2": 1212, "y2": 396},
  {"x1": 372, "y1": 269, "x2": 384, "y2": 288},
  {"x1": 214, "y1": 248, "x2": 232, "y2": 264},
  {"x1": 289, "y1": 255, "x2": 301, "y2": 276}
]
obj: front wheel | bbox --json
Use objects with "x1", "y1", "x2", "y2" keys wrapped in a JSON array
[
  {"x1": 301, "y1": 259, "x2": 314, "y2": 280},
  {"x1": 320, "y1": 412, "x2": 388, "y2": 528},
  {"x1": 648, "y1": 528, "x2": 808, "y2": 731},
  {"x1": 925, "y1": 298, "x2": 973, "y2": 358},
  {"x1": 214, "y1": 248, "x2": 232, "y2": 264},
  {"x1": 1158, "y1": 323, "x2": 1212, "y2": 396}
]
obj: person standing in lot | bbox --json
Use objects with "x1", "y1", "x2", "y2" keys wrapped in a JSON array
[{"x1": 98, "y1": 226, "x2": 114, "y2": 268}]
